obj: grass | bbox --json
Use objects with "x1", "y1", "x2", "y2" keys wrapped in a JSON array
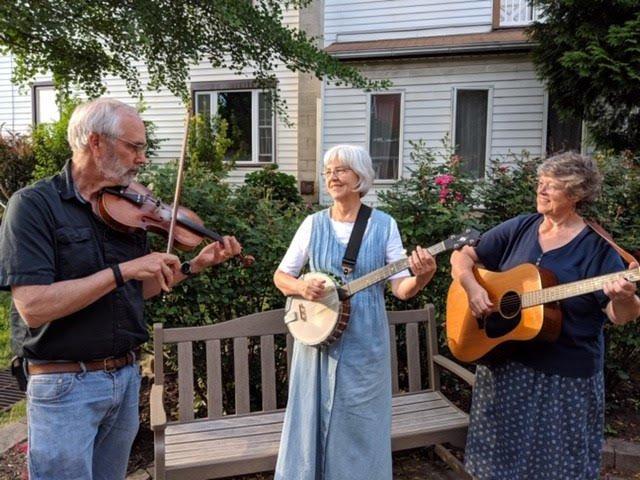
[
  {"x1": 0, "y1": 399, "x2": 25, "y2": 426},
  {"x1": 0, "y1": 291, "x2": 11, "y2": 369},
  {"x1": 0, "y1": 291, "x2": 25, "y2": 426}
]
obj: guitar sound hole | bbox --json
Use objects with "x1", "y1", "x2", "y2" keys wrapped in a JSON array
[
  {"x1": 484, "y1": 292, "x2": 522, "y2": 338},
  {"x1": 500, "y1": 291, "x2": 521, "y2": 319}
]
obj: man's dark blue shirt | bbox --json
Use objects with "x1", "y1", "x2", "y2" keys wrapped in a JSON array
[{"x1": 0, "y1": 161, "x2": 149, "y2": 361}]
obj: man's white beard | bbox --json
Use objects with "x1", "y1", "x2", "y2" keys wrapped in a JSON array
[{"x1": 99, "y1": 148, "x2": 136, "y2": 185}]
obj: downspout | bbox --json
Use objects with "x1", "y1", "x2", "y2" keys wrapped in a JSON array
[{"x1": 10, "y1": 53, "x2": 15, "y2": 131}]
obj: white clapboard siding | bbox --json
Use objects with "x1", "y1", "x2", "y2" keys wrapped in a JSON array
[
  {"x1": 320, "y1": 54, "x2": 545, "y2": 205},
  {"x1": 324, "y1": 0, "x2": 493, "y2": 45},
  {"x1": 0, "y1": 6, "x2": 308, "y2": 187}
]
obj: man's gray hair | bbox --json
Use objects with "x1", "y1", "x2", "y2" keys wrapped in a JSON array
[
  {"x1": 67, "y1": 98, "x2": 140, "y2": 152},
  {"x1": 538, "y1": 151, "x2": 602, "y2": 207},
  {"x1": 323, "y1": 145, "x2": 375, "y2": 197}
]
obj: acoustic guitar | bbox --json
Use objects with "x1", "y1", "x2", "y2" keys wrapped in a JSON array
[
  {"x1": 285, "y1": 229, "x2": 481, "y2": 346},
  {"x1": 446, "y1": 263, "x2": 640, "y2": 363}
]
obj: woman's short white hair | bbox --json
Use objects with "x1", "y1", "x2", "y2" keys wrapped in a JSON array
[
  {"x1": 67, "y1": 98, "x2": 140, "y2": 152},
  {"x1": 323, "y1": 145, "x2": 375, "y2": 197}
]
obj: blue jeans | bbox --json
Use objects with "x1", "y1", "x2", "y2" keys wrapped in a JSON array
[{"x1": 27, "y1": 363, "x2": 141, "y2": 480}]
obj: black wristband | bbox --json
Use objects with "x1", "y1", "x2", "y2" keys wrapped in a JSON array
[
  {"x1": 111, "y1": 264, "x2": 125, "y2": 288},
  {"x1": 180, "y1": 261, "x2": 194, "y2": 276}
]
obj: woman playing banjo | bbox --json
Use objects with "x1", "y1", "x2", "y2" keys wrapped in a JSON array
[{"x1": 273, "y1": 145, "x2": 436, "y2": 479}]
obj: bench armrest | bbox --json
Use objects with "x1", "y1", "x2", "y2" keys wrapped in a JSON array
[
  {"x1": 433, "y1": 354, "x2": 475, "y2": 387},
  {"x1": 150, "y1": 383, "x2": 167, "y2": 431}
]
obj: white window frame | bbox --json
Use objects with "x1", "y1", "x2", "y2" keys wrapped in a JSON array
[
  {"x1": 366, "y1": 90, "x2": 405, "y2": 184},
  {"x1": 194, "y1": 89, "x2": 276, "y2": 164},
  {"x1": 541, "y1": 91, "x2": 587, "y2": 157},
  {"x1": 451, "y1": 85, "x2": 494, "y2": 178},
  {"x1": 31, "y1": 82, "x2": 60, "y2": 125}
]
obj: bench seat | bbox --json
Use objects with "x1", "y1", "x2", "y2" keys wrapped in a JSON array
[
  {"x1": 152, "y1": 308, "x2": 474, "y2": 480},
  {"x1": 163, "y1": 390, "x2": 468, "y2": 479}
]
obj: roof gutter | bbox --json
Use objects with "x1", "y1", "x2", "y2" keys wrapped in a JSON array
[{"x1": 329, "y1": 41, "x2": 534, "y2": 60}]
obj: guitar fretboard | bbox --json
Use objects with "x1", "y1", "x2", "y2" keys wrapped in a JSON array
[
  {"x1": 342, "y1": 242, "x2": 447, "y2": 297},
  {"x1": 522, "y1": 268, "x2": 640, "y2": 308}
]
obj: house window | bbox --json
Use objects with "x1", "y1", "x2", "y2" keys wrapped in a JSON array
[
  {"x1": 32, "y1": 84, "x2": 59, "y2": 125},
  {"x1": 369, "y1": 93, "x2": 402, "y2": 180},
  {"x1": 194, "y1": 89, "x2": 274, "y2": 163},
  {"x1": 454, "y1": 89, "x2": 489, "y2": 178},
  {"x1": 546, "y1": 93, "x2": 582, "y2": 155}
]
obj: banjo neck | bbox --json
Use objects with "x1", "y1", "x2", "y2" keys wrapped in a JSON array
[{"x1": 340, "y1": 242, "x2": 448, "y2": 298}]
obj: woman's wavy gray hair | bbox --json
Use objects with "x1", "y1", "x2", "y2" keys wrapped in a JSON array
[
  {"x1": 538, "y1": 151, "x2": 602, "y2": 208},
  {"x1": 323, "y1": 145, "x2": 375, "y2": 197},
  {"x1": 67, "y1": 98, "x2": 140, "y2": 152}
]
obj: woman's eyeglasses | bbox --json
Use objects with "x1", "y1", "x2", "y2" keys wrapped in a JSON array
[{"x1": 322, "y1": 167, "x2": 352, "y2": 178}]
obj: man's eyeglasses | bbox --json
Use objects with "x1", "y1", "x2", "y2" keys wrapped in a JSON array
[
  {"x1": 110, "y1": 136, "x2": 148, "y2": 155},
  {"x1": 322, "y1": 167, "x2": 352, "y2": 178}
]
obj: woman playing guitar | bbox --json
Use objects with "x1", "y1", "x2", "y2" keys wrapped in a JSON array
[
  {"x1": 273, "y1": 145, "x2": 436, "y2": 480},
  {"x1": 450, "y1": 152, "x2": 640, "y2": 479}
]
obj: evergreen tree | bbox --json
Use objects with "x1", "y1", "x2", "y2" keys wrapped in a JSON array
[{"x1": 529, "y1": 0, "x2": 640, "y2": 151}]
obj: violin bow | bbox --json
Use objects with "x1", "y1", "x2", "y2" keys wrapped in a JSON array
[{"x1": 166, "y1": 107, "x2": 192, "y2": 254}]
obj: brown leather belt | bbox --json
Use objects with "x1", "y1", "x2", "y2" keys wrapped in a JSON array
[{"x1": 27, "y1": 351, "x2": 138, "y2": 375}]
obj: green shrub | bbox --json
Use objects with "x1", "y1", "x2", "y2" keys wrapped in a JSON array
[
  {"x1": 478, "y1": 153, "x2": 541, "y2": 229},
  {"x1": 378, "y1": 138, "x2": 477, "y2": 316},
  {"x1": 31, "y1": 99, "x2": 78, "y2": 181},
  {"x1": 0, "y1": 129, "x2": 36, "y2": 211},
  {"x1": 187, "y1": 114, "x2": 232, "y2": 175},
  {"x1": 238, "y1": 163, "x2": 303, "y2": 206},
  {"x1": 140, "y1": 161, "x2": 307, "y2": 414}
]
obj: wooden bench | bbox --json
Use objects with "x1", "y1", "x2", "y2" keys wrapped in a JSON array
[{"x1": 150, "y1": 307, "x2": 474, "y2": 480}]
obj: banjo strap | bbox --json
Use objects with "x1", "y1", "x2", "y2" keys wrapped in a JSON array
[{"x1": 341, "y1": 204, "x2": 373, "y2": 276}]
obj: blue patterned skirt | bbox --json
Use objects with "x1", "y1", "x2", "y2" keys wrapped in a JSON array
[{"x1": 464, "y1": 361, "x2": 604, "y2": 480}]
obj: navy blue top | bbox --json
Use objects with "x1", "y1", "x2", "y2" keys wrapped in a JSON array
[
  {"x1": 0, "y1": 161, "x2": 149, "y2": 361},
  {"x1": 475, "y1": 213, "x2": 624, "y2": 377}
]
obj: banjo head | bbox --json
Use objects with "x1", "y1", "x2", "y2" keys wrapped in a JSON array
[{"x1": 286, "y1": 272, "x2": 343, "y2": 346}]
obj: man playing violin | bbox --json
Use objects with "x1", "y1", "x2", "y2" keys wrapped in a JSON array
[{"x1": 0, "y1": 98, "x2": 241, "y2": 480}]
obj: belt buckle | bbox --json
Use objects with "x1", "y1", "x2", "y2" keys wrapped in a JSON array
[{"x1": 103, "y1": 357, "x2": 117, "y2": 373}]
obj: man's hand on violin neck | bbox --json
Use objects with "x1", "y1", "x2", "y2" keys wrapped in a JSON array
[
  {"x1": 120, "y1": 252, "x2": 181, "y2": 293},
  {"x1": 192, "y1": 235, "x2": 242, "y2": 273}
]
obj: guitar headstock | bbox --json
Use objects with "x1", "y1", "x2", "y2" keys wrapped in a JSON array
[{"x1": 444, "y1": 228, "x2": 481, "y2": 251}]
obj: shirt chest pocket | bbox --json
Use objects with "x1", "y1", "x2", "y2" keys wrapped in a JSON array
[
  {"x1": 103, "y1": 229, "x2": 147, "y2": 265},
  {"x1": 55, "y1": 226, "x2": 100, "y2": 279}
]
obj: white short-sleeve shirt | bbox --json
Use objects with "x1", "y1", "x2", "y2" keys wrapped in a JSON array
[{"x1": 278, "y1": 214, "x2": 411, "y2": 280}]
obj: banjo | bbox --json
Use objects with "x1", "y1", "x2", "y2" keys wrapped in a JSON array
[{"x1": 284, "y1": 228, "x2": 481, "y2": 346}]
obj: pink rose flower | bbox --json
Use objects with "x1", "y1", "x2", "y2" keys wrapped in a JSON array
[{"x1": 435, "y1": 174, "x2": 455, "y2": 186}]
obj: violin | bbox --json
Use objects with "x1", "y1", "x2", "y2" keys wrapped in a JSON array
[{"x1": 95, "y1": 181, "x2": 254, "y2": 267}]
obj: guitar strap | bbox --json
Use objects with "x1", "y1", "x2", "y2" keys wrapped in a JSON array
[
  {"x1": 585, "y1": 219, "x2": 638, "y2": 264},
  {"x1": 341, "y1": 204, "x2": 373, "y2": 275}
]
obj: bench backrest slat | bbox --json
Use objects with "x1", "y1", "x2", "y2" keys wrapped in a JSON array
[
  {"x1": 178, "y1": 341, "x2": 194, "y2": 421},
  {"x1": 156, "y1": 306, "x2": 437, "y2": 421},
  {"x1": 427, "y1": 311, "x2": 440, "y2": 391},
  {"x1": 206, "y1": 339, "x2": 223, "y2": 418},
  {"x1": 260, "y1": 335, "x2": 277, "y2": 411},
  {"x1": 406, "y1": 322, "x2": 421, "y2": 392},
  {"x1": 389, "y1": 324, "x2": 400, "y2": 394},
  {"x1": 233, "y1": 337, "x2": 250, "y2": 415}
]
